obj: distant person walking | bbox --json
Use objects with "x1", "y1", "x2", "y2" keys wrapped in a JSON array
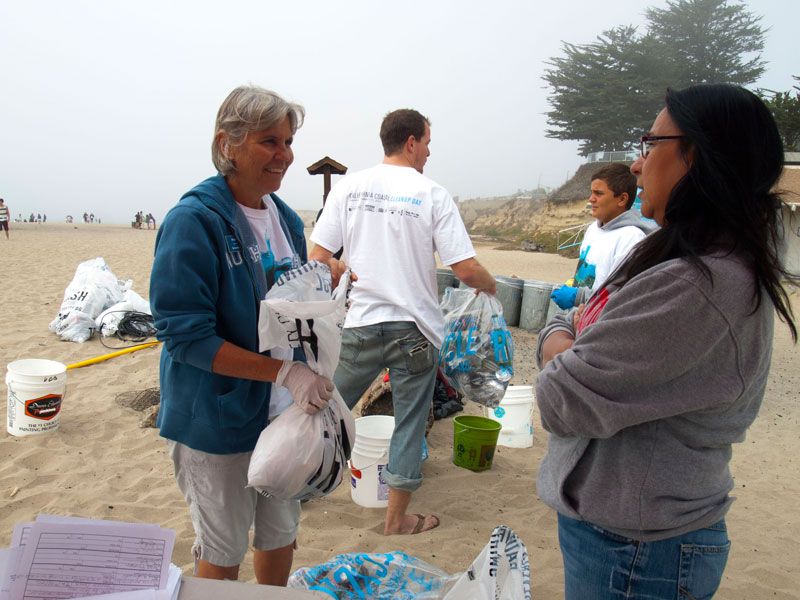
[{"x1": 0, "y1": 199, "x2": 10, "y2": 239}]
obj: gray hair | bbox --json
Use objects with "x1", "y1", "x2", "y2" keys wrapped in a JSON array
[{"x1": 212, "y1": 86, "x2": 305, "y2": 176}]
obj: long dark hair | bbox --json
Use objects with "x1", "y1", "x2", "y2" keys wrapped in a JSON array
[{"x1": 618, "y1": 84, "x2": 797, "y2": 340}]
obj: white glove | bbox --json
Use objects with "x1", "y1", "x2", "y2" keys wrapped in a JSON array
[{"x1": 275, "y1": 361, "x2": 334, "y2": 414}]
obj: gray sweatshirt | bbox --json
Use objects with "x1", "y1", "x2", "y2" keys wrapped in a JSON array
[{"x1": 535, "y1": 253, "x2": 774, "y2": 541}]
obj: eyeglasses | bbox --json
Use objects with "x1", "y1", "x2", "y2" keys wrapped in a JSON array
[{"x1": 640, "y1": 135, "x2": 686, "y2": 158}]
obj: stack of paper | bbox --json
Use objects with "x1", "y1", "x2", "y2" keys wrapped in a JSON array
[{"x1": 0, "y1": 515, "x2": 181, "y2": 600}]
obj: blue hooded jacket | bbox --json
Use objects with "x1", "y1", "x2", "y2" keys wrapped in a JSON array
[{"x1": 150, "y1": 174, "x2": 307, "y2": 454}]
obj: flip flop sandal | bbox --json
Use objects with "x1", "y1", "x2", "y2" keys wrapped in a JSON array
[{"x1": 411, "y1": 513, "x2": 440, "y2": 534}]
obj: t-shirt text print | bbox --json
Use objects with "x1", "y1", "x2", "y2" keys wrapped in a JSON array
[{"x1": 346, "y1": 190, "x2": 422, "y2": 219}]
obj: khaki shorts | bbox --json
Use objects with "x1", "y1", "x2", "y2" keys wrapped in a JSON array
[{"x1": 167, "y1": 440, "x2": 301, "y2": 568}]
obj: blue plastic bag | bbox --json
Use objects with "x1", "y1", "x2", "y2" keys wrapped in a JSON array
[{"x1": 289, "y1": 550, "x2": 453, "y2": 599}]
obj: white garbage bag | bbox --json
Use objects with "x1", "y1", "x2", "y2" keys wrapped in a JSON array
[
  {"x1": 249, "y1": 261, "x2": 355, "y2": 501},
  {"x1": 49, "y1": 257, "x2": 132, "y2": 343},
  {"x1": 442, "y1": 525, "x2": 531, "y2": 600},
  {"x1": 95, "y1": 289, "x2": 152, "y2": 336}
]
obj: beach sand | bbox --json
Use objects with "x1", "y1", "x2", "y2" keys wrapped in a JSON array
[{"x1": 1, "y1": 223, "x2": 798, "y2": 598}]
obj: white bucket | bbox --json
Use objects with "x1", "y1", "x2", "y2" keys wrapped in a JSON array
[
  {"x1": 350, "y1": 415, "x2": 394, "y2": 508},
  {"x1": 6, "y1": 359, "x2": 67, "y2": 437},
  {"x1": 483, "y1": 385, "x2": 534, "y2": 448}
]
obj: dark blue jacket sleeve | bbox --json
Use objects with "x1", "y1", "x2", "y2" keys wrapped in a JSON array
[{"x1": 150, "y1": 203, "x2": 227, "y2": 371}]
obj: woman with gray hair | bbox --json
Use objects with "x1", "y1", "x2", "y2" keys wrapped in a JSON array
[{"x1": 149, "y1": 86, "x2": 334, "y2": 585}]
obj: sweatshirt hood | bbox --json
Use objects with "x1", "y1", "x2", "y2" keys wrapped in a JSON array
[
  {"x1": 599, "y1": 209, "x2": 659, "y2": 235},
  {"x1": 180, "y1": 174, "x2": 237, "y2": 222}
]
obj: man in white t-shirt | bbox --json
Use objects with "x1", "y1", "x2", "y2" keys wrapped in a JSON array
[{"x1": 310, "y1": 109, "x2": 496, "y2": 536}]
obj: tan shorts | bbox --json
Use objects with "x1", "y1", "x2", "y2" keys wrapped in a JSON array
[{"x1": 167, "y1": 440, "x2": 301, "y2": 568}]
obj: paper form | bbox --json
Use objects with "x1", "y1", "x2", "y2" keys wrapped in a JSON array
[
  {"x1": 9, "y1": 525, "x2": 32, "y2": 550},
  {"x1": 8, "y1": 522, "x2": 174, "y2": 600}
]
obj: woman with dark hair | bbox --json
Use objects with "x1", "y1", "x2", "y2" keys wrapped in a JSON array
[{"x1": 535, "y1": 84, "x2": 797, "y2": 599}]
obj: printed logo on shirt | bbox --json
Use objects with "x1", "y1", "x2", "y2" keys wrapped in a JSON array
[
  {"x1": 247, "y1": 245, "x2": 261, "y2": 265},
  {"x1": 345, "y1": 190, "x2": 422, "y2": 219},
  {"x1": 576, "y1": 287, "x2": 609, "y2": 335},
  {"x1": 574, "y1": 245, "x2": 596, "y2": 288}
]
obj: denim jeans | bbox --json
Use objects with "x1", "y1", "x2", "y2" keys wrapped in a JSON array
[
  {"x1": 558, "y1": 513, "x2": 730, "y2": 600},
  {"x1": 334, "y1": 321, "x2": 438, "y2": 493}
]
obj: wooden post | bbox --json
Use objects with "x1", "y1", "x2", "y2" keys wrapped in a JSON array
[{"x1": 307, "y1": 156, "x2": 348, "y2": 208}]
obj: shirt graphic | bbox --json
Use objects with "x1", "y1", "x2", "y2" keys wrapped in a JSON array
[
  {"x1": 261, "y1": 238, "x2": 296, "y2": 289},
  {"x1": 573, "y1": 244, "x2": 596, "y2": 288}
]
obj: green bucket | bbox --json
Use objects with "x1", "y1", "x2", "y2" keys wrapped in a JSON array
[{"x1": 453, "y1": 415, "x2": 502, "y2": 471}]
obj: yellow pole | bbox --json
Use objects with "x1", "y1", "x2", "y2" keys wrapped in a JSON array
[{"x1": 66, "y1": 341, "x2": 161, "y2": 370}]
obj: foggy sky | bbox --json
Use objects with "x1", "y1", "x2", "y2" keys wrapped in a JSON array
[{"x1": 1, "y1": 0, "x2": 796, "y2": 224}]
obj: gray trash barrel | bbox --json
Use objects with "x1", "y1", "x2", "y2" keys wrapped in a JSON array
[
  {"x1": 519, "y1": 280, "x2": 555, "y2": 332},
  {"x1": 546, "y1": 295, "x2": 570, "y2": 324},
  {"x1": 494, "y1": 276, "x2": 524, "y2": 327}
]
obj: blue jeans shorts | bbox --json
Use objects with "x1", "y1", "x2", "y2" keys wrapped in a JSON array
[
  {"x1": 557, "y1": 513, "x2": 730, "y2": 599},
  {"x1": 334, "y1": 321, "x2": 438, "y2": 493},
  {"x1": 168, "y1": 440, "x2": 301, "y2": 568}
]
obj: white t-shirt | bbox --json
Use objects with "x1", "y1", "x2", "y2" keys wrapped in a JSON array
[
  {"x1": 241, "y1": 197, "x2": 299, "y2": 418},
  {"x1": 575, "y1": 221, "x2": 647, "y2": 293},
  {"x1": 311, "y1": 163, "x2": 475, "y2": 348}
]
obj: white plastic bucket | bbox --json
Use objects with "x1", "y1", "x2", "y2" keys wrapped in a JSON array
[
  {"x1": 350, "y1": 415, "x2": 394, "y2": 508},
  {"x1": 483, "y1": 385, "x2": 534, "y2": 448},
  {"x1": 6, "y1": 359, "x2": 67, "y2": 437}
]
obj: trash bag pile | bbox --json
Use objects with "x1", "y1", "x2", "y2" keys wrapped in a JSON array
[
  {"x1": 49, "y1": 257, "x2": 151, "y2": 343},
  {"x1": 289, "y1": 525, "x2": 531, "y2": 599},
  {"x1": 438, "y1": 288, "x2": 514, "y2": 408}
]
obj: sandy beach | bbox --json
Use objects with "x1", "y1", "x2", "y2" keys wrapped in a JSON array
[{"x1": 1, "y1": 223, "x2": 798, "y2": 598}]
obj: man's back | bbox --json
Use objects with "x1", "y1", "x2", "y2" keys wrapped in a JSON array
[{"x1": 312, "y1": 163, "x2": 473, "y2": 347}]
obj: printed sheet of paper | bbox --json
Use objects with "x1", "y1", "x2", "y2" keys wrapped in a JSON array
[{"x1": 8, "y1": 521, "x2": 174, "y2": 600}]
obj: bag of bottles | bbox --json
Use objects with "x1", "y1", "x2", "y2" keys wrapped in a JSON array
[
  {"x1": 288, "y1": 525, "x2": 531, "y2": 599},
  {"x1": 438, "y1": 288, "x2": 514, "y2": 408}
]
